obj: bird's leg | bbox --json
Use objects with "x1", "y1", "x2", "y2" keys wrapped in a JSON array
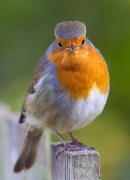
[
  {"x1": 68, "y1": 132, "x2": 84, "y2": 146},
  {"x1": 55, "y1": 131, "x2": 71, "y2": 156},
  {"x1": 55, "y1": 131, "x2": 83, "y2": 156},
  {"x1": 68, "y1": 132, "x2": 77, "y2": 142},
  {"x1": 55, "y1": 131, "x2": 92, "y2": 157},
  {"x1": 68, "y1": 132, "x2": 95, "y2": 150},
  {"x1": 55, "y1": 131, "x2": 67, "y2": 147}
]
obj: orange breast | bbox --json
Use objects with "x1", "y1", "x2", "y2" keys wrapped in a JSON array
[{"x1": 48, "y1": 44, "x2": 109, "y2": 100}]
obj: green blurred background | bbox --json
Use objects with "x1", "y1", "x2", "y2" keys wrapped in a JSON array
[{"x1": 1, "y1": 0, "x2": 130, "y2": 179}]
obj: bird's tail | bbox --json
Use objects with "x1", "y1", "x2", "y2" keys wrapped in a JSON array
[{"x1": 13, "y1": 131, "x2": 43, "y2": 173}]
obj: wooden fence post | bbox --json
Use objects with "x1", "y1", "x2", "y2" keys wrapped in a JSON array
[
  {"x1": 51, "y1": 142, "x2": 101, "y2": 180},
  {"x1": 0, "y1": 102, "x2": 50, "y2": 180}
]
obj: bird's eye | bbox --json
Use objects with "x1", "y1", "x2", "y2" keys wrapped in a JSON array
[
  {"x1": 81, "y1": 39, "x2": 85, "y2": 46},
  {"x1": 58, "y1": 42, "x2": 62, "y2": 48}
]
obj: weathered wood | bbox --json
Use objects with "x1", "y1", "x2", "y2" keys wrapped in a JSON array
[
  {"x1": 0, "y1": 102, "x2": 50, "y2": 180},
  {"x1": 51, "y1": 143, "x2": 101, "y2": 180}
]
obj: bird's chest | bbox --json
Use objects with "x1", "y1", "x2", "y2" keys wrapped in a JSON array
[
  {"x1": 56, "y1": 57, "x2": 109, "y2": 101},
  {"x1": 56, "y1": 69, "x2": 92, "y2": 100}
]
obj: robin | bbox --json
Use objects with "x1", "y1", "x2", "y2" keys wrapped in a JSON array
[{"x1": 13, "y1": 21, "x2": 109, "y2": 173}]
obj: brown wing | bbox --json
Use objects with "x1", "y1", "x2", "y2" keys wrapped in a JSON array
[{"x1": 19, "y1": 52, "x2": 49, "y2": 123}]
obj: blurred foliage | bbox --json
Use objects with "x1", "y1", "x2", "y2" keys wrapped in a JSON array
[{"x1": 0, "y1": 0, "x2": 130, "y2": 179}]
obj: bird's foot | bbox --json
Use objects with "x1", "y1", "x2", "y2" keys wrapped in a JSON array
[
  {"x1": 56, "y1": 141, "x2": 94, "y2": 157},
  {"x1": 55, "y1": 131, "x2": 95, "y2": 157}
]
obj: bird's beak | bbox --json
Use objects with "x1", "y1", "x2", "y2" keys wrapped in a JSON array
[{"x1": 65, "y1": 45, "x2": 77, "y2": 51}]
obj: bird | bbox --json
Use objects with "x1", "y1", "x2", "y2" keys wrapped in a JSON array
[{"x1": 13, "y1": 21, "x2": 110, "y2": 173}]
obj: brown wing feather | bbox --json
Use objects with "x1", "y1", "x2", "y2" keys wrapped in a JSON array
[{"x1": 19, "y1": 52, "x2": 49, "y2": 124}]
